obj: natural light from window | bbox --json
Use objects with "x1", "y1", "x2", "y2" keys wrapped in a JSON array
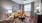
[
  {"x1": 24, "y1": 4, "x2": 31, "y2": 11},
  {"x1": 8, "y1": 10, "x2": 12, "y2": 13}
]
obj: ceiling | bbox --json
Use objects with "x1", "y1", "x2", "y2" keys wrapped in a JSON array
[{"x1": 11, "y1": 0, "x2": 37, "y2": 4}]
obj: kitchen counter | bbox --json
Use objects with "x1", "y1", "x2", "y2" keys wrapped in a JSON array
[{"x1": 36, "y1": 13, "x2": 42, "y2": 15}]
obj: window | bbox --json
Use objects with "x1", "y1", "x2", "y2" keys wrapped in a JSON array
[
  {"x1": 24, "y1": 4, "x2": 31, "y2": 11},
  {"x1": 8, "y1": 10, "x2": 12, "y2": 13}
]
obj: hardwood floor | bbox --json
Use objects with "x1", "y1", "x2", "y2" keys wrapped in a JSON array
[{"x1": 0, "y1": 17, "x2": 35, "y2": 23}]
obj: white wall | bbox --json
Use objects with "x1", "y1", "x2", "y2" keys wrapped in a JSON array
[{"x1": 34, "y1": 0, "x2": 41, "y2": 13}]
